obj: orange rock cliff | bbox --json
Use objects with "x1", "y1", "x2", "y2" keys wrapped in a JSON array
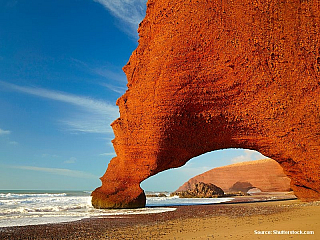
[
  {"x1": 176, "y1": 159, "x2": 291, "y2": 193},
  {"x1": 92, "y1": 0, "x2": 320, "y2": 208}
]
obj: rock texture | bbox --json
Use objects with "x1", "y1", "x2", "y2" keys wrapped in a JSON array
[
  {"x1": 92, "y1": 0, "x2": 320, "y2": 208},
  {"x1": 176, "y1": 159, "x2": 291, "y2": 193},
  {"x1": 174, "y1": 182, "x2": 224, "y2": 198}
]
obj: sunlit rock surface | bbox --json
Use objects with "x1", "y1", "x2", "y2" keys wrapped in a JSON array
[{"x1": 92, "y1": 0, "x2": 320, "y2": 208}]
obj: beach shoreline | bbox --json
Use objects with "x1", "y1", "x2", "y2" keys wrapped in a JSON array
[{"x1": 1, "y1": 192, "x2": 319, "y2": 239}]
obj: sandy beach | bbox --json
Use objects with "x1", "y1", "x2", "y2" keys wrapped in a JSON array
[{"x1": 0, "y1": 196, "x2": 319, "y2": 239}]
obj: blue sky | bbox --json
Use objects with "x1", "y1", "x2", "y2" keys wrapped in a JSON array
[{"x1": 0, "y1": 0, "x2": 265, "y2": 191}]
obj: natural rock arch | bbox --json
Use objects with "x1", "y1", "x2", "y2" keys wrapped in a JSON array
[
  {"x1": 229, "y1": 182, "x2": 255, "y2": 193},
  {"x1": 174, "y1": 157, "x2": 292, "y2": 194},
  {"x1": 92, "y1": 0, "x2": 320, "y2": 208}
]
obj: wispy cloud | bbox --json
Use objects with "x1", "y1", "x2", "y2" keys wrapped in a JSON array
[
  {"x1": 60, "y1": 118, "x2": 113, "y2": 134},
  {"x1": 0, "y1": 128, "x2": 11, "y2": 135},
  {"x1": 64, "y1": 157, "x2": 76, "y2": 164},
  {"x1": 101, "y1": 83, "x2": 127, "y2": 94},
  {"x1": 93, "y1": 67, "x2": 127, "y2": 83},
  {"x1": 231, "y1": 149, "x2": 266, "y2": 164},
  {"x1": 71, "y1": 58, "x2": 127, "y2": 84},
  {"x1": 0, "y1": 81, "x2": 119, "y2": 134},
  {"x1": 99, "y1": 152, "x2": 116, "y2": 156},
  {"x1": 94, "y1": 0, "x2": 147, "y2": 34},
  {"x1": 70, "y1": 58, "x2": 127, "y2": 95},
  {"x1": 1, "y1": 81, "x2": 117, "y2": 115},
  {"x1": 9, "y1": 165, "x2": 97, "y2": 179},
  {"x1": 9, "y1": 141, "x2": 18, "y2": 145}
]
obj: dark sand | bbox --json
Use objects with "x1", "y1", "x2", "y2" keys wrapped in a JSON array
[{"x1": 1, "y1": 193, "x2": 319, "y2": 239}]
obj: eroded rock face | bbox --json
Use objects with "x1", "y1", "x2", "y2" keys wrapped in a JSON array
[
  {"x1": 92, "y1": 0, "x2": 320, "y2": 208},
  {"x1": 174, "y1": 182, "x2": 224, "y2": 198},
  {"x1": 176, "y1": 159, "x2": 291, "y2": 193}
]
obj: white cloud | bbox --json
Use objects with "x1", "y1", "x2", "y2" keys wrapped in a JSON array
[
  {"x1": 0, "y1": 81, "x2": 119, "y2": 134},
  {"x1": 231, "y1": 149, "x2": 265, "y2": 164},
  {"x1": 70, "y1": 58, "x2": 127, "y2": 83},
  {"x1": 71, "y1": 60, "x2": 128, "y2": 94},
  {"x1": 10, "y1": 165, "x2": 97, "y2": 179},
  {"x1": 94, "y1": 0, "x2": 147, "y2": 33},
  {"x1": 99, "y1": 152, "x2": 116, "y2": 156},
  {"x1": 9, "y1": 141, "x2": 18, "y2": 145},
  {"x1": 64, "y1": 157, "x2": 76, "y2": 164},
  {"x1": 94, "y1": 68, "x2": 127, "y2": 83},
  {"x1": 101, "y1": 83, "x2": 127, "y2": 94},
  {"x1": 1, "y1": 81, "x2": 118, "y2": 115},
  {"x1": 0, "y1": 128, "x2": 11, "y2": 135},
  {"x1": 60, "y1": 118, "x2": 114, "y2": 134}
]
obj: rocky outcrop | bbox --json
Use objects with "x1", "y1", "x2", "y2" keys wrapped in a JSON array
[
  {"x1": 173, "y1": 182, "x2": 224, "y2": 198},
  {"x1": 92, "y1": 0, "x2": 320, "y2": 208},
  {"x1": 176, "y1": 159, "x2": 291, "y2": 193}
]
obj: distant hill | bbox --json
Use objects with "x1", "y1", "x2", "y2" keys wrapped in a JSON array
[{"x1": 176, "y1": 159, "x2": 291, "y2": 193}]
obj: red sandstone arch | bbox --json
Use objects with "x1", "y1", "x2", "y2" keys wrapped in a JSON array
[{"x1": 92, "y1": 0, "x2": 320, "y2": 208}]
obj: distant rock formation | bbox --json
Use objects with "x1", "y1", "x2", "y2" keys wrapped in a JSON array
[
  {"x1": 173, "y1": 182, "x2": 224, "y2": 198},
  {"x1": 176, "y1": 159, "x2": 291, "y2": 193},
  {"x1": 145, "y1": 193, "x2": 167, "y2": 198},
  {"x1": 92, "y1": 0, "x2": 320, "y2": 208}
]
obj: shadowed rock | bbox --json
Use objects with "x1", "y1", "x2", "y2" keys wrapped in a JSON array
[
  {"x1": 229, "y1": 182, "x2": 254, "y2": 193},
  {"x1": 173, "y1": 182, "x2": 224, "y2": 198},
  {"x1": 92, "y1": 0, "x2": 320, "y2": 208}
]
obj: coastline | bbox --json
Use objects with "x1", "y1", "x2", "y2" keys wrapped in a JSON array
[{"x1": 1, "y1": 195, "x2": 318, "y2": 239}]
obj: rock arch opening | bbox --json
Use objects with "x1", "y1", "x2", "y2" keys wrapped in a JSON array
[
  {"x1": 141, "y1": 148, "x2": 293, "y2": 200},
  {"x1": 140, "y1": 149, "x2": 267, "y2": 192},
  {"x1": 159, "y1": 149, "x2": 292, "y2": 195},
  {"x1": 92, "y1": 0, "x2": 320, "y2": 208},
  {"x1": 229, "y1": 182, "x2": 255, "y2": 193}
]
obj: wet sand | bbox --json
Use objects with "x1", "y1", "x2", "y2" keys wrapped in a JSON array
[{"x1": 0, "y1": 194, "x2": 319, "y2": 239}]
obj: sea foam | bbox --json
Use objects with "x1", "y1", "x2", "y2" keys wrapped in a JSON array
[{"x1": 0, "y1": 191, "x2": 232, "y2": 227}]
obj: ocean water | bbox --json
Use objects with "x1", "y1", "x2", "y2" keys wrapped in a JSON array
[{"x1": 0, "y1": 190, "x2": 233, "y2": 228}]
